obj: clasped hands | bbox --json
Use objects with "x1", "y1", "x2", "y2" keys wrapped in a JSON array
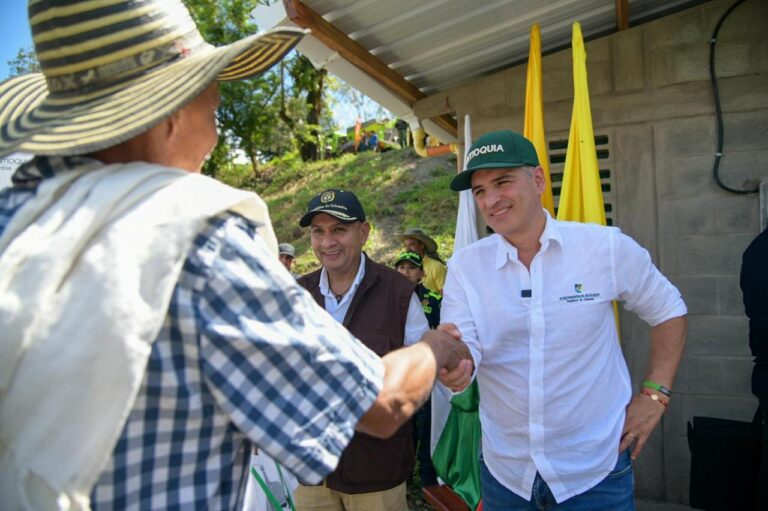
[{"x1": 420, "y1": 323, "x2": 473, "y2": 392}]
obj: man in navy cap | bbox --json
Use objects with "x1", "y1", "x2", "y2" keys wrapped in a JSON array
[
  {"x1": 296, "y1": 189, "x2": 437, "y2": 510},
  {"x1": 441, "y1": 130, "x2": 687, "y2": 510}
]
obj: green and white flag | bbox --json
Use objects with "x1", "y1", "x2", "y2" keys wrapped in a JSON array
[{"x1": 430, "y1": 114, "x2": 482, "y2": 511}]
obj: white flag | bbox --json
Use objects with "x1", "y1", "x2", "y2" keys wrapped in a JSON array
[{"x1": 430, "y1": 114, "x2": 481, "y2": 455}]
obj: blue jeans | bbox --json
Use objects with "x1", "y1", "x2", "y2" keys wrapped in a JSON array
[{"x1": 480, "y1": 450, "x2": 635, "y2": 511}]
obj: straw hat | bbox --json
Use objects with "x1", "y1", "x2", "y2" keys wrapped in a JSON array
[
  {"x1": 0, "y1": 0, "x2": 306, "y2": 158},
  {"x1": 396, "y1": 227, "x2": 438, "y2": 255},
  {"x1": 278, "y1": 243, "x2": 296, "y2": 258}
]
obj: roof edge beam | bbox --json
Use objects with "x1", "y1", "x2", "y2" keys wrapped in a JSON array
[
  {"x1": 616, "y1": 0, "x2": 630, "y2": 30},
  {"x1": 283, "y1": 0, "x2": 456, "y2": 137},
  {"x1": 284, "y1": 0, "x2": 423, "y2": 104}
]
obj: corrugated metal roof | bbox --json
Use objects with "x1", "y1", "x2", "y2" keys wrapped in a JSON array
[{"x1": 298, "y1": 0, "x2": 710, "y2": 95}]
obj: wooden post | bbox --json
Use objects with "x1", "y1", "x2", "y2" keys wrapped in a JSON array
[
  {"x1": 422, "y1": 485, "x2": 470, "y2": 511},
  {"x1": 616, "y1": 0, "x2": 629, "y2": 31}
]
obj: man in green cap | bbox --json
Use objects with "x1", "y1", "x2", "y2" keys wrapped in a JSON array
[{"x1": 441, "y1": 130, "x2": 688, "y2": 509}]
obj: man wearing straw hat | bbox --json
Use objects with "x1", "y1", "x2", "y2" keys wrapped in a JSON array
[
  {"x1": 0, "y1": 2, "x2": 471, "y2": 509},
  {"x1": 395, "y1": 227, "x2": 447, "y2": 292},
  {"x1": 278, "y1": 241, "x2": 299, "y2": 277}
]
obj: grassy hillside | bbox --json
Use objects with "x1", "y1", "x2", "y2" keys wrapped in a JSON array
[{"x1": 219, "y1": 148, "x2": 461, "y2": 275}]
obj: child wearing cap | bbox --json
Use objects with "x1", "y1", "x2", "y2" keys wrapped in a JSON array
[
  {"x1": 394, "y1": 251, "x2": 442, "y2": 329},
  {"x1": 393, "y1": 251, "x2": 441, "y2": 488}
]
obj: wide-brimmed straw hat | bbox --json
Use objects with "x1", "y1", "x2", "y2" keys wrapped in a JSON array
[
  {"x1": 395, "y1": 227, "x2": 438, "y2": 255},
  {"x1": 0, "y1": 0, "x2": 306, "y2": 158}
]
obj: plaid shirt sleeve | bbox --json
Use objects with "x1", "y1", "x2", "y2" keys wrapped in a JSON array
[
  {"x1": 2, "y1": 166, "x2": 384, "y2": 508},
  {"x1": 193, "y1": 214, "x2": 384, "y2": 484}
]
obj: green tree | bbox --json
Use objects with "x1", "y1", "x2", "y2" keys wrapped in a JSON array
[
  {"x1": 218, "y1": 69, "x2": 300, "y2": 172},
  {"x1": 185, "y1": 0, "x2": 337, "y2": 167},
  {"x1": 279, "y1": 55, "x2": 329, "y2": 161},
  {"x1": 7, "y1": 46, "x2": 40, "y2": 77},
  {"x1": 186, "y1": 0, "x2": 285, "y2": 171},
  {"x1": 202, "y1": 134, "x2": 231, "y2": 178}
]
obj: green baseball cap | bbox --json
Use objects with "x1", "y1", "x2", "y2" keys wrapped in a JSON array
[
  {"x1": 393, "y1": 251, "x2": 423, "y2": 269},
  {"x1": 450, "y1": 130, "x2": 540, "y2": 191}
]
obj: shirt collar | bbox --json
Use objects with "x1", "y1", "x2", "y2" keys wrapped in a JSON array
[
  {"x1": 493, "y1": 209, "x2": 563, "y2": 270},
  {"x1": 319, "y1": 252, "x2": 367, "y2": 299}
]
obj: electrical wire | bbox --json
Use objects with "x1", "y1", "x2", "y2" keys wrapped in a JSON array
[{"x1": 709, "y1": 0, "x2": 758, "y2": 194}]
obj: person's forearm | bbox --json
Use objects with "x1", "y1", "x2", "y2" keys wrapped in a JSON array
[
  {"x1": 620, "y1": 315, "x2": 687, "y2": 459},
  {"x1": 355, "y1": 342, "x2": 438, "y2": 438},
  {"x1": 355, "y1": 328, "x2": 468, "y2": 438},
  {"x1": 644, "y1": 315, "x2": 687, "y2": 389}
]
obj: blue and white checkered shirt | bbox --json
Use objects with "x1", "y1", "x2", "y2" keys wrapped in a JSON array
[{"x1": 0, "y1": 157, "x2": 384, "y2": 510}]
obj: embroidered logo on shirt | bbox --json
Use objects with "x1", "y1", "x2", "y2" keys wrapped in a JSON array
[{"x1": 559, "y1": 283, "x2": 599, "y2": 303}]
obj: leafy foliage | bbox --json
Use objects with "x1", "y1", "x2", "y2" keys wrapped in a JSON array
[
  {"x1": 184, "y1": 0, "x2": 339, "y2": 167},
  {"x1": 279, "y1": 54, "x2": 332, "y2": 162},
  {"x1": 185, "y1": 0, "x2": 284, "y2": 171},
  {"x1": 7, "y1": 46, "x2": 40, "y2": 77},
  {"x1": 218, "y1": 147, "x2": 460, "y2": 275}
]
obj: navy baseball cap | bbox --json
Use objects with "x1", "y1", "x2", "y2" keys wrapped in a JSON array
[
  {"x1": 450, "y1": 130, "x2": 540, "y2": 191},
  {"x1": 299, "y1": 189, "x2": 366, "y2": 227}
]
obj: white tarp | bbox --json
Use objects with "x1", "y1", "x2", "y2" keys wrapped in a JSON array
[
  {"x1": 430, "y1": 114, "x2": 481, "y2": 455},
  {"x1": 0, "y1": 153, "x2": 32, "y2": 190},
  {"x1": 242, "y1": 450, "x2": 298, "y2": 511}
]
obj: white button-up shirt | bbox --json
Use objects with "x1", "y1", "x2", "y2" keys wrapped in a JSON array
[
  {"x1": 442, "y1": 212, "x2": 686, "y2": 502},
  {"x1": 318, "y1": 253, "x2": 428, "y2": 346}
]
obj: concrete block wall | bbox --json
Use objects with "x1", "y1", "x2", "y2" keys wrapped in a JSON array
[{"x1": 415, "y1": 0, "x2": 768, "y2": 505}]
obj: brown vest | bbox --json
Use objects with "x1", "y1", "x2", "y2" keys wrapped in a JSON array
[{"x1": 298, "y1": 254, "x2": 416, "y2": 493}]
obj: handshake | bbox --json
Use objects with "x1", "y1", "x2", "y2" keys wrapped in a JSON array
[
  {"x1": 421, "y1": 323, "x2": 474, "y2": 392},
  {"x1": 356, "y1": 323, "x2": 473, "y2": 438}
]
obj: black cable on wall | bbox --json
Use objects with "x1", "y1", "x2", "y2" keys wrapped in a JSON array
[{"x1": 709, "y1": 0, "x2": 759, "y2": 194}]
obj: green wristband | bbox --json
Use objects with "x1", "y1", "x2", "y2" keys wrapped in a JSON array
[{"x1": 642, "y1": 380, "x2": 672, "y2": 397}]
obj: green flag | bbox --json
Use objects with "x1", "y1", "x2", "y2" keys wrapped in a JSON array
[{"x1": 431, "y1": 381, "x2": 481, "y2": 510}]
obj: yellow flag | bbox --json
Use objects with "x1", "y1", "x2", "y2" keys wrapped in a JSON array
[
  {"x1": 523, "y1": 23, "x2": 555, "y2": 216},
  {"x1": 558, "y1": 22, "x2": 620, "y2": 336},
  {"x1": 557, "y1": 22, "x2": 605, "y2": 225}
]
